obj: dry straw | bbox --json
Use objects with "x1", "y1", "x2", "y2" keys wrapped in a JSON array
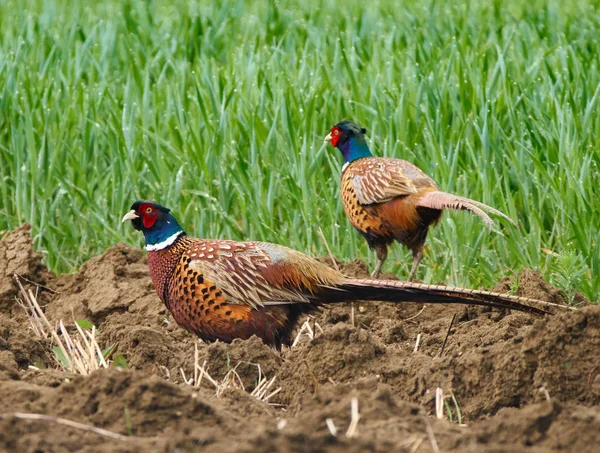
[
  {"x1": 180, "y1": 340, "x2": 282, "y2": 404},
  {"x1": 14, "y1": 275, "x2": 112, "y2": 375}
]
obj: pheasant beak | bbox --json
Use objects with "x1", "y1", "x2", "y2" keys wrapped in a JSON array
[
  {"x1": 121, "y1": 210, "x2": 139, "y2": 223},
  {"x1": 323, "y1": 132, "x2": 332, "y2": 143}
]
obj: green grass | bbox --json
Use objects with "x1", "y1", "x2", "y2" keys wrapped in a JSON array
[{"x1": 1, "y1": 0, "x2": 599, "y2": 301}]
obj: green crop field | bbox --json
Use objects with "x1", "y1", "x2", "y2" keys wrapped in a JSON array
[{"x1": 1, "y1": 0, "x2": 598, "y2": 301}]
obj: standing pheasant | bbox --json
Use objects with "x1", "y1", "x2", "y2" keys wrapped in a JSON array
[
  {"x1": 122, "y1": 201, "x2": 549, "y2": 348},
  {"x1": 325, "y1": 120, "x2": 514, "y2": 280}
]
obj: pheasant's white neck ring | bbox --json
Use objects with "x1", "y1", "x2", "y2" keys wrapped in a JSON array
[{"x1": 145, "y1": 231, "x2": 184, "y2": 251}]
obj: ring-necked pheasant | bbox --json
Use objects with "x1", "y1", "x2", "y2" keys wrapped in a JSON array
[
  {"x1": 325, "y1": 120, "x2": 515, "y2": 280},
  {"x1": 122, "y1": 200, "x2": 550, "y2": 349}
]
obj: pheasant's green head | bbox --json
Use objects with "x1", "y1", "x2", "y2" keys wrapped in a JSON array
[
  {"x1": 122, "y1": 200, "x2": 185, "y2": 251},
  {"x1": 324, "y1": 120, "x2": 372, "y2": 164}
]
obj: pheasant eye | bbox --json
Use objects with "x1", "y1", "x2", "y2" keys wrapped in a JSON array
[
  {"x1": 333, "y1": 129, "x2": 339, "y2": 136},
  {"x1": 145, "y1": 207, "x2": 153, "y2": 214}
]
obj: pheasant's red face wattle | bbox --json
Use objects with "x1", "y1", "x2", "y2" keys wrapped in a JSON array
[
  {"x1": 138, "y1": 203, "x2": 158, "y2": 229},
  {"x1": 330, "y1": 127, "x2": 341, "y2": 147}
]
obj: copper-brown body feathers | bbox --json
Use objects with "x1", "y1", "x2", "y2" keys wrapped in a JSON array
[
  {"x1": 149, "y1": 236, "x2": 342, "y2": 347},
  {"x1": 340, "y1": 157, "x2": 514, "y2": 279},
  {"x1": 145, "y1": 235, "x2": 550, "y2": 349}
]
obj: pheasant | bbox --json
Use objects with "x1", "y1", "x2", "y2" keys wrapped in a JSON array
[
  {"x1": 122, "y1": 200, "x2": 550, "y2": 349},
  {"x1": 325, "y1": 120, "x2": 515, "y2": 280}
]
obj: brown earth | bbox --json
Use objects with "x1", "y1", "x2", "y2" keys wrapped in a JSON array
[{"x1": 0, "y1": 224, "x2": 599, "y2": 453}]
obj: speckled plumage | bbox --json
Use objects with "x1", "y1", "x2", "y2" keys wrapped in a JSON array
[
  {"x1": 154, "y1": 237, "x2": 340, "y2": 347},
  {"x1": 124, "y1": 201, "x2": 549, "y2": 349},
  {"x1": 341, "y1": 157, "x2": 442, "y2": 248},
  {"x1": 326, "y1": 121, "x2": 514, "y2": 280}
]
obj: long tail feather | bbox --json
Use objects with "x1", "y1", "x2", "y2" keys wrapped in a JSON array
[
  {"x1": 319, "y1": 279, "x2": 568, "y2": 315},
  {"x1": 416, "y1": 191, "x2": 516, "y2": 228}
]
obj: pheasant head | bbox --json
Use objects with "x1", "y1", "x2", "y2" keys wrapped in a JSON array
[
  {"x1": 121, "y1": 200, "x2": 186, "y2": 251},
  {"x1": 324, "y1": 120, "x2": 372, "y2": 164}
]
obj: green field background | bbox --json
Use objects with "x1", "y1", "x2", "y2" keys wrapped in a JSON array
[{"x1": 1, "y1": 0, "x2": 598, "y2": 301}]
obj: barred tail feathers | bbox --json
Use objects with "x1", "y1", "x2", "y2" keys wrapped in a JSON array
[
  {"x1": 416, "y1": 191, "x2": 516, "y2": 228},
  {"x1": 328, "y1": 278, "x2": 563, "y2": 315}
]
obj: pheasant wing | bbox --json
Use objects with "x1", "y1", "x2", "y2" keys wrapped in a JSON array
[
  {"x1": 185, "y1": 240, "x2": 341, "y2": 309},
  {"x1": 351, "y1": 158, "x2": 436, "y2": 205}
]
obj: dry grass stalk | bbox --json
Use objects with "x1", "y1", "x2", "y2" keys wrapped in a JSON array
[
  {"x1": 292, "y1": 316, "x2": 323, "y2": 347},
  {"x1": 250, "y1": 364, "x2": 282, "y2": 402},
  {"x1": 403, "y1": 306, "x2": 426, "y2": 322},
  {"x1": 434, "y1": 388, "x2": 466, "y2": 425},
  {"x1": 325, "y1": 418, "x2": 338, "y2": 436},
  {"x1": 317, "y1": 227, "x2": 340, "y2": 272},
  {"x1": 345, "y1": 398, "x2": 360, "y2": 438},
  {"x1": 179, "y1": 368, "x2": 193, "y2": 385},
  {"x1": 182, "y1": 346, "x2": 281, "y2": 404},
  {"x1": 14, "y1": 276, "x2": 50, "y2": 338},
  {"x1": 413, "y1": 333, "x2": 422, "y2": 353},
  {"x1": 216, "y1": 366, "x2": 246, "y2": 398},
  {"x1": 160, "y1": 365, "x2": 171, "y2": 380},
  {"x1": 439, "y1": 314, "x2": 456, "y2": 357},
  {"x1": 422, "y1": 415, "x2": 441, "y2": 453},
  {"x1": 14, "y1": 275, "x2": 110, "y2": 375},
  {"x1": 407, "y1": 436, "x2": 425, "y2": 453},
  {"x1": 0, "y1": 412, "x2": 132, "y2": 441},
  {"x1": 193, "y1": 340, "x2": 199, "y2": 384},
  {"x1": 435, "y1": 388, "x2": 444, "y2": 419},
  {"x1": 195, "y1": 359, "x2": 218, "y2": 389},
  {"x1": 193, "y1": 340, "x2": 200, "y2": 385},
  {"x1": 539, "y1": 386, "x2": 551, "y2": 402}
]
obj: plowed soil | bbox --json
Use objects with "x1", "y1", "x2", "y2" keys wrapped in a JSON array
[{"x1": 1, "y1": 224, "x2": 598, "y2": 453}]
